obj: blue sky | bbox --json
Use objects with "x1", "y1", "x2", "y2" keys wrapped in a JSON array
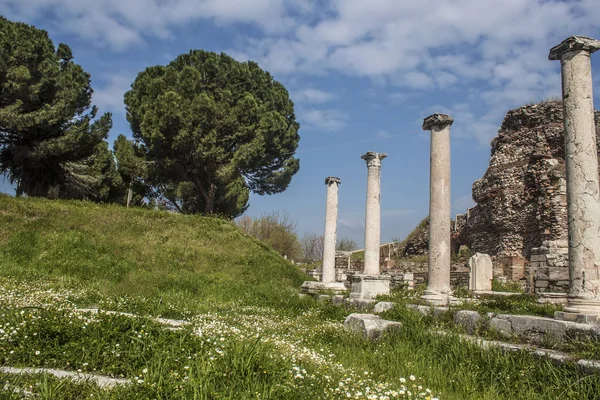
[{"x1": 2, "y1": 0, "x2": 600, "y2": 247}]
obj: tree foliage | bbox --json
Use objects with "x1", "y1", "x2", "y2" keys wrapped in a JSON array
[
  {"x1": 235, "y1": 211, "x2": 302, "y2": 260},
  {"x1": 113, "y1": 134, "x2": 149, "y2": 206},
  {"x1": 301, "y1": 232, "x2": 324, "y2": 263},
  {"x1": 336, "y1": 238, "x2": 358, "y2": 252},
  {"x1": 0, "y1": 17, "x2": 112, "y2": 198},
  {"x1": 124, "y1": 50, "x2": 300, "y2": 218}
]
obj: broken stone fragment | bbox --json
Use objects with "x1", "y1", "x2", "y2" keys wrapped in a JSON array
[{"x1": 343, "y1": 313, "x2": 401, "y2": 340}]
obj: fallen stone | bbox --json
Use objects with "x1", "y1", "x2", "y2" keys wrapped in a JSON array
[
  {"x1": 0, "y1": 367, "x2": 130, "y2": 389},
  {"x1": 344, "y1": 298, "x2": 376, "y2": 311},
  {"x1": 344, "y1": 313, "x2": 402, "y2": 340},
  {"x1": 454, "y1": 310, "x2": 482, "y2": 334},
  {"x1": 489, "y1": 314, "x2": 600, "y2": 343},
  {"x1": 373, "y1": 302, "x2": 394, "y2": 313}
]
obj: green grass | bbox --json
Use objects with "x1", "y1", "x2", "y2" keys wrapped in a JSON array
[
  {"x1": 0, "y1": 194, "x2": 307, "y2": 316},
  {"x1": 491, "y1": 278, "x2": 524, "y2": 293},
  {"x1": 0, "y1": 195, "x2": 599, "y2": 399}
]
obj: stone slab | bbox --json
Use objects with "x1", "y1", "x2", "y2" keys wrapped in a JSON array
[
  {"x1": 454, "y1": 310, "x2": 482, "y2": 335},
  {"x1": 490, "y1": 314, "x2": 600, "y2": 343},
  {"x1": 343, "y1": 313, "x2": 402, "y2": 340},
  {"x1": 0, "y1": 367, "x2": 130, "y2": 389},
  {"x1": 300, "y1": 281, "x2": 347, "y2": 295}
]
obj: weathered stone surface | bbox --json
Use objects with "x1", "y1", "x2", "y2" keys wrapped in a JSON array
[
  {"x1": 422, "y1": 113, "x2": 454, "y2": 130},
  {"x1": 322, "y1": 177, "x2": 341, "y2": 283},
  {"x1": 453, "y1": 310, "x2": 482, "y2": 334},
  {"x1": 361, "y1": 152, "x2": 387, "y2": 276},
  {"x1": 549, "y1": 36, "x2": 600, "y2": 61},
  {"x1": 552, "y1": 35, "x2": 600, "y2": 316},
  {"x1": 0, "y1": 367, "x2": 130, "y2": 389},
  {"x1": 300, "y1": 281, "x2": 347, "y2": 295},
  {"x1": 373, "y1": 301, "x2": 395, "y2": 313},
  {"x1": 489, "y1": 314, "x2": 600, "y2": 343},
  {"x1": 468, "y1": 253, "x2": 493, "y2": 291},
  {"x1": 423, "y1": 114, "x2": 453, "y2": 305},
  {"x1": 456, "y1": 103, "x2": 600, "y2": 259},
  {"x1": 343, "y1": 313, "x2": 402, "y2": 340},
  {"x1": 349, "y1": 274, "x2": 390, "y2": 300}
]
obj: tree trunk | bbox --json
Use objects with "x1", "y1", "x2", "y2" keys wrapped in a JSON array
[{"x1": 204, "y1": 183, "x2": 216, "y2": 214}]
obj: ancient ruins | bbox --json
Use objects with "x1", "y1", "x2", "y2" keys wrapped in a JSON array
[{"x1": 302, "y1": 35, "x2": 600, "y2": 322}]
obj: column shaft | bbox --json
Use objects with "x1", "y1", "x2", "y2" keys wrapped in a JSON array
[
  {"x1": 561, "y1": 50, "x2": 600, "y2": 309},
  {"x1": 322, "y1": 177, "x2": 340, "y2": 283},
  {"x1": 428, "y1": 124, "x2": 452, "y2": 292},
  {"x1": 362, "y1": 152, "x2": 386, "y2": 275}
]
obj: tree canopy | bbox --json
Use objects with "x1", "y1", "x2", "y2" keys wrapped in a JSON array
[
  {"x1": 0, "y1": 17, "x2": 112, "y2": 198},
  {"x1": 124, "y1": 50, "x2": 300, "y2": 218}
]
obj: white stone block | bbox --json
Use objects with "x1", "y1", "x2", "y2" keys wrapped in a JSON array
[
  {"x1": 344, "y1": 313, "x2": 401, "y2": 340},
  {"x1": 469, "y1": 253, "x2": 493, "y2": 291},
  {"x1": 349, "y1": 274, "x2": 390, "y2": 300}
]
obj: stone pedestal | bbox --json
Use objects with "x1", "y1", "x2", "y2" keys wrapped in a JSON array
[
  {"x1": 550, "y1": 35, "x2": 600, "y2": 320},
  {"x1": 421, "y1": 114, "x2": 454, "y2": 305},
  {"x1": 322, "y1": 177, "x2": 341, "y2": 283},
  {"x1": 349, "y1": 275, "x2": 390, "y2": 300}
]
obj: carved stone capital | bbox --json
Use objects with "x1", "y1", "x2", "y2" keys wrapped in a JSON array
[
  {"x1": 361, "y1": 151, "x2": 387, "y2": 168},
  {"x1": 423, "y1": 114, "x2": 454, "y2": 131},
  {"x1": 325, "y1": 176, "x2": 341, "y2": 185},
  {"x1": 549, "y1": 36, "x2": 600, "y2": 61}
]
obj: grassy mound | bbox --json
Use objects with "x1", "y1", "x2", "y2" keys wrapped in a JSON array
[{"x1": 0, "y1": 194, "x2": 307, "y2": 313}]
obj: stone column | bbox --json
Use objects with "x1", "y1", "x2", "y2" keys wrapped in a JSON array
[
  {"x1": 362, "y1": 151, "x2": 387, "y2": 275},
  {"x1": 550, "y1": 36, "x2": 600, "y2": 320},
  {"x1": 349, "y1": 152, "x2": 390, "y2": 301},
  {"x1": 422, "y1": 114, "x2": 454, "y2": 305},
  {"x1": 322, "y1": 177, "x2": 341, "y2": 283}
]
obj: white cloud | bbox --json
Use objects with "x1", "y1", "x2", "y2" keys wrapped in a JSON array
[
  {"x1": 293, "y1": 89, "x2": 337, "y2": 104},
  {"x1": 5, "y1": 0, "x2": 600, "y2": 143},
  {"x1": 92, "y1": 72, "x2": 135, "y2": 114},
  {"x1": 300, "y1": 108, "x2": 348, "y2": 131}
]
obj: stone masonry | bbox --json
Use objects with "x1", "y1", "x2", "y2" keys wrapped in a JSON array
[{"x1": 456, "y1": 103, "x2": 600, "y2": 260}]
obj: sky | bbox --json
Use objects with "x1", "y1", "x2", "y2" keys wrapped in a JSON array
[{"x1": 2, "y1": 0, "x2": 600, "y2": 248}]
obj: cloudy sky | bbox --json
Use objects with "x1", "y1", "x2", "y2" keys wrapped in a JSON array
[{"x1": 2, "y1": 0, "x2": 600, "y2": 247}]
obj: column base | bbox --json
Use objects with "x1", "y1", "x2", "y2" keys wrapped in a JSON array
[
  {"x1": 421, "y1": 289, "x2": 454, "y2": 306},
  {"x1": 300, "y1": 281, "x2": 347, "y2": 295},
  {"x1": 555, "y1": 297, "x2": 600, "y2": 324},
  {"x1": 349, "y1": 275, "x2": 390, "y2": 300}
]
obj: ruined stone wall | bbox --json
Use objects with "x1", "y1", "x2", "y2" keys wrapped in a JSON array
[
  {"x1": 528, "y1": 240, "x2": 569, "y2": 294},
  {"x1": 456, "y1": 103, "x2": 600, "y2": 259}
]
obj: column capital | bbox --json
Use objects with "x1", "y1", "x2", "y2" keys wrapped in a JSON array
[
  {"x1": 361, "y1": 151, "x2": 387, "y2": 168},
  {"x1": 422, "y1": 114, "x2": 454, "y2": 131},
  {"x1": 549, "y1": 36, "x2": 600, "y2": 61},
  {"x1": 325, "y1": 176, "x2": 341, "y2": 185}
]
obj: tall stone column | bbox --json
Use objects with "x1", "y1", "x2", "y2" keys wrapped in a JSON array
[
  {"x1": 300, "y1": 177, "x2": 346, "y2": 295},
  {"x1": 322, "y1": 177, "x2": 341, "y2": 283},
  {"x1": 550, "y1": 36, "x2": 600, "y2": 320},
  {"x1": 349, "y1": 152, "x2": 390, "y2": 301},
  {"x1": 421, "y1": 114, "x2": 453, "y2": 305},
  {"x1": 362, "y1": 152, "x2": 387, "y2": 275}
]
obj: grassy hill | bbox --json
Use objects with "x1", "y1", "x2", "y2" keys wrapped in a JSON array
[
  {"x1": 0, "y1": 194, "x2": 308, "y2": 315},
  {"x1": 0, "y1": 195, "x2": 597, "y2": 399}
]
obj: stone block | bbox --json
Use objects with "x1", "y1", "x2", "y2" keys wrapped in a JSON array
[
  {"x1": 344, "y1": 298, "x2": 375, "y2": 311},
  {"x1": 331, "y1": 295, "x2": 345, "y2": 305},
  {"x1": 535, "y1": 280, "x2": 549, "y2": 288},
  {"x1": 490, "y1": 314, "x2": 600, "y2": 343},
  {"x1": 343, "y1": 313, "x2": 402, "y2": 340},
  {"x1": 453, "y1": 310, "x2": 483, "y2": 335},
  {"x1": 469, "y1": 253, "x2": 493, "y2": 291},
  {"x1": 548, "y1": 267, "x2": 569, "y2": 280},
  {"x1": 349, "y1": 275, "x2": 391, "y2": 300},
  {"x1": 373, "y1": 302, "x2": 395, "y2": 314},
  {"x1": 300, "y1": 281, "x2": 347, "y2": 295}
]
